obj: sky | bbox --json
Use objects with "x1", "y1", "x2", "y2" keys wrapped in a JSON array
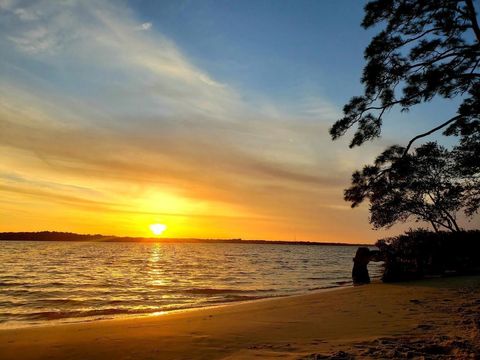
[{"x1": 0, "y1": 0, "x2": 474, "y2": 242}]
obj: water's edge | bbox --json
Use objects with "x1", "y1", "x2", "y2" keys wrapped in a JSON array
[
  {"x1": 0, "y1": 241, "x2": 382, "y2": 329},
  {"x1": 0, "y1": 282, "x2": 363, "y2": 330}
]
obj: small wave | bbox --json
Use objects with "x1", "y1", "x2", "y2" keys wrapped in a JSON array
[
  {"x1": 0, "y1": 282, "x2": 29, "y2": 287},
  {"x1": 335, "y1": 280, "x2": 351, "y2": 286},
  {"x1": 183, "y1": 288, "x2": 275, "y2": 295},
  {"x1": 1, "y1": 289, "x2": 34, "y2": 296},
  {"x1": 0, "y1": 301, "x2": 28, "y2": 307},
  {"x1": 43, "y1": 282, "x2": 67, "y2": 287},
  {"x1": 205, "y1": 295, "x2": 268, "y2": 303},
  {"x1": 308, "y1": 285, "x2": 340, "y2": 291},
  {"x1": 20, "y1": 307, "x2": 160, "y2": 321},
  {"x1": 36, "y1": 298, "x2": 87, "y2": 305}
]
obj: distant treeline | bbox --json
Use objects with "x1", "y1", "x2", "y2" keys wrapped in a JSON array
[{"x1": 0, "y1": 231, "x2": 370, "y2": 246}]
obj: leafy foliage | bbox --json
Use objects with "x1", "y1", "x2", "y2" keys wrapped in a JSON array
[
  {"x1": 331, "y1": 0, "x2": 480, "y2": 148},
  {"x1": 346, "y1": 142, "x2": 467, "y2": 231},
  {"x1": 330, "y1": 0, "x2": 480, "y2": 230},
  {"x1": 376, "y1": 229, "x2": 480, "y2": 282}
]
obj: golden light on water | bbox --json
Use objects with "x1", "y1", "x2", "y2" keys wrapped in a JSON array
[{"x1": 149, "y1": 223, "x2": 167, "y2": 236}]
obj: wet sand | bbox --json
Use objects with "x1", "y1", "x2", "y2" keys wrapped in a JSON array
[{"x1": 1, "y1": 276, "x2": 479, "y2": 359}]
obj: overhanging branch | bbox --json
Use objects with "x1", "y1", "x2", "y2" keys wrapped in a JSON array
[
  {"x1": 465, "y1": 0, "x2": 480, "y2": 43},
  {"x1": 403, "y1": 115, "x2": 462, "y2": 156}
]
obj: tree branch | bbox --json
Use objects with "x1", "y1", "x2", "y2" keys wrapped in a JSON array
[
  {"x1": 465, "y1": 0, "x2": 480, "y2": 43},
  {"x1": 403, "y1": 115, "x2": 462, "y2": 156}
]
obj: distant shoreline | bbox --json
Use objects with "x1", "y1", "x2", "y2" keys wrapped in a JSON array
[{"x1": 0, "y1": 231, "x2": 373, "y2": 246}]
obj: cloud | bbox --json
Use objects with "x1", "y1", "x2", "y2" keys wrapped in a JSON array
[
  {"x1": 0, "y1": 0, "x2": 15, "y2": 11},
  {"x1": 135, "y1": 22, "x2": 152, "y2": 31},
  {"x1": 13, "y1": 7, "x2": 40, "y2": 21}
]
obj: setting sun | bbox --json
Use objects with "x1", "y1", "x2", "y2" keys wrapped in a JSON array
[{"x1": 149, "y1": 224, "x2": 167, "y2": 236}]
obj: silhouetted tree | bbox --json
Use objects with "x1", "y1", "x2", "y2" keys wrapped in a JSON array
[
  {"x1": 346, "y1": 142, "x2": 467, "y2": 231},
  {"x1": 330, "y1": 0, "x2": 480, "y2": 228}
]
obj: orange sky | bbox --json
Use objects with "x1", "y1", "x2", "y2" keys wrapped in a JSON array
[{"x1": 0, "y1": 88, "x2": 393, "y2": 243}]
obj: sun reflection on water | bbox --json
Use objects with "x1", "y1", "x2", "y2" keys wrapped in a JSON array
[{"x1": 148, "y1": 243, "x2": 166, "y2": 287}]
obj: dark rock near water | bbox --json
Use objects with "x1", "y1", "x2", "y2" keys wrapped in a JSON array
[{"x1": 352, "y1": 247, "x2": 371, "y2": 285}]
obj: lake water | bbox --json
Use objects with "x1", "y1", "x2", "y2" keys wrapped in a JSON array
[{"x1": 0, "y1": 241, "x2": 382, "y2": 328}]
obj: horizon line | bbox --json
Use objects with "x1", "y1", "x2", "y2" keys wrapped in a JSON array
[{"x1": 0, "y1": 231, "x2": 374, "y2": 247}]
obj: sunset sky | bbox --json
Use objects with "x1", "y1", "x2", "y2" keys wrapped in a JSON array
[{"x1": 0, "y1": 0, "x2": 473, "y2": 242}]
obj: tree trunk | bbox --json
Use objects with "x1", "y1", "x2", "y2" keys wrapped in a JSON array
[{"x1": 441, "y1": 210, "x2": 461, "y2": 232}]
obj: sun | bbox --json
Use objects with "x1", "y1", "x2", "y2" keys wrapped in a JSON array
[{"x1": 149, "y1": 223, "x2": 167, "y2": 236}]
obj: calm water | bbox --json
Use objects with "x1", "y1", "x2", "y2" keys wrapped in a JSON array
[{"x1": 0, "y1": 241, "x2": 381, "y2": 328}]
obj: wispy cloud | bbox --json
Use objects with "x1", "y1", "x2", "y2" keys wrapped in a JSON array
[{"x1": 135, "y1": 22, "x2": 152, "y2": 31}]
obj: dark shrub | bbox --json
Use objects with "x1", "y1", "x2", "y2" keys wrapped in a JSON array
[{"x1": 375, "y1": 229, "x2": 480, "y2": 282}]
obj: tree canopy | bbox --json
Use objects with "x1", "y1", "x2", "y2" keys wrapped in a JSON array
[
  {"x1": 346, "y1": 142, "x2": 465, "y2": 231},
  {"x1": 331, "y1": 0, "x2": 480, "y2": 149},
  {"x1": 331, "y1": 0, "x2": 480, "y2": 231}
]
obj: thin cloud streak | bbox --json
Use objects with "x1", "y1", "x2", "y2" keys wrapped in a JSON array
[{"x1": 135, "y1": 22, "x2": 152, "y2": 31}]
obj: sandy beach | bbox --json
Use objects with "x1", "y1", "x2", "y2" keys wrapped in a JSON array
[{"x1": 1, "y1": 276, "x2": 479, "y2": 360}]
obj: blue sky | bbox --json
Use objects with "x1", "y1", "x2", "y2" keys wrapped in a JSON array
[
  {"x1": 132, "y1": 0, "x2": 370, "y2": 106},
  {"x1": 0, "y1": 0, "x2": 473, "y2": 241},
  {"x1": 128, "y1": 0, "x2": 461, "y2": 140}
]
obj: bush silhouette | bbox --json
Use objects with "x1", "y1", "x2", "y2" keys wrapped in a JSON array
[{"x1": 376, "y1": 229, "x2": 480, "y2": 282}]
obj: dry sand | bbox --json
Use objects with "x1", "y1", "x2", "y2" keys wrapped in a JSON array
[{"x1": 1, "y1": 276, "x2": 479, "y2": 359}]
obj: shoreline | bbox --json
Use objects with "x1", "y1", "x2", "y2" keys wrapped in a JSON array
[
  {"x1": 0, "y1": 282, "x2": 356, "y2": 331},
  {"x1": 1, "y1": 275, "x2": 479, "y2": 359}
]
